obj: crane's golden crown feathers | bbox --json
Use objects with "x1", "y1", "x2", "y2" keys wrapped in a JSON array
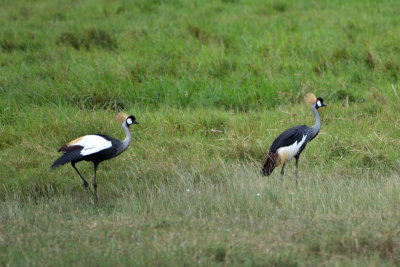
[
  {"x1": 115, "y1": 112, "x2": 128, "y2": 124},
  {"x1": 304, "y1": 93, "x2": 317, "y2": 106}
]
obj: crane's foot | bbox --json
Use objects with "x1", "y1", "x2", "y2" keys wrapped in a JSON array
[{"x1": 82, "y1": 182, "x2": 94, "y2": 194}]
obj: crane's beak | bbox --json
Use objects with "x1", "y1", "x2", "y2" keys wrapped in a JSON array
[
  {"x1": 133, "y1": 121, "x2": 140, "y2": 124},
  {"x1": 321, "y1": 103, "x2": 327, "y2": 107}
]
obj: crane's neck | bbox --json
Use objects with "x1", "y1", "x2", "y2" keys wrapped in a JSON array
[
  {"x1": 310, "y1": 104, "x2": 321, "y2": 139},
  {"x1": 117, "y1": 122, "x2": 132, "y2": 155}
]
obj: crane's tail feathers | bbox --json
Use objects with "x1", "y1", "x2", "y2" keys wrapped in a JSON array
[
  {"x1": 51, "y1": 150, "x2": 83, "y2": 169},
  {"x1": 304, "y1": 93, "x2": 317, "y2": 106},
  {"x1": 261, "y1": 152, "x2": 279, "y2": 176}
]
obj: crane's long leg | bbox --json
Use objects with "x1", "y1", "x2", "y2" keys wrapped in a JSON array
[
  {"x1": 280, "y1": 163, "x2": 285, "y2": 183},
  {"x1": 71, "y1": 163, "x2": 93, "y2": 194},
  {"x1": 295, "y1": 157, "x2": 299, "y2": 190},
  {"x1": 93, "y1": 162, "x2": 99, "y2": 201}
]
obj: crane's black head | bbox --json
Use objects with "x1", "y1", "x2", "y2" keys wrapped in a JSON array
[
  {"x1": 126, "y1": 115, "x2": 139, "y2": 128},
  {"x1": 316, "y1": 98, "x2": 327, "y2": 109}
]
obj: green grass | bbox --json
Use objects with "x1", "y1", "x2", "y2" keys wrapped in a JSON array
[{"x1": 1, "y1": 0, "x2": 400, "y2": 265}]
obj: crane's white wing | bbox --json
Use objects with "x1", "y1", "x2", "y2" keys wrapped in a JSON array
[
  {"x1": 68, "y1": 135, "x2": 112, "y2": 156},
  {"x1": 277, "y1": 134, "x2": 307, "y2": 163}
]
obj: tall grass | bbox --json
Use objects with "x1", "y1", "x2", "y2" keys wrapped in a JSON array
[{"x1": 1, "y1": 162, "x2": 399, "y2": 265}]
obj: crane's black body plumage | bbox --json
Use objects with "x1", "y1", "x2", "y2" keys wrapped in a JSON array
[
  {"x1": 83, "y1": 136, "x2": 119, "y2": 162},
  {"x1": 269, "y1": 125, "x2": 309, "y2": 154},
  {"x1": 50, "y1": 134, "x2": 121, "y2": 169},
  {"x1": 51, "y1": 115, "x2": 138, "y2": 200},
  {"x1": 51, "y1": 149, "x2": 83, "y2": 169}
]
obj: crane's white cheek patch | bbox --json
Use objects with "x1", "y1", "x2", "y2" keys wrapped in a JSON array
[
  {"x1": 277, "y1": 135, "x2": 307, "y2": 163},
  {"x1": 127, "y1": 118, "x2": 132, "y2": 124},
  {"x1": 317, "y1": 101, "x2": 321, "y2": 107},
  {"x1": 72, "y1": 135, "x2": 112, "y2": 156}
]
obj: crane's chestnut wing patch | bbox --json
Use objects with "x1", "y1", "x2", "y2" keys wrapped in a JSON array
[
  {"x1": 58, "y1": 145, "x2": 84, "y2": 152},
  {"x1": 262, "y1": 151, "x2": 279, "y2": 176}
]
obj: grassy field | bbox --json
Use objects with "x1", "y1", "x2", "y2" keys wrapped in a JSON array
[{"x1": 1, "y1": 0, "x2": 400, "y2": 265}]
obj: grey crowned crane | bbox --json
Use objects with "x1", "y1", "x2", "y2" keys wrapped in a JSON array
[
  {"x1": 261, "y1": 93, "x2": 326, "y2": 188},
  {"x1": 51, "y1": 113, "x2": 139, "y2": 199}
]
